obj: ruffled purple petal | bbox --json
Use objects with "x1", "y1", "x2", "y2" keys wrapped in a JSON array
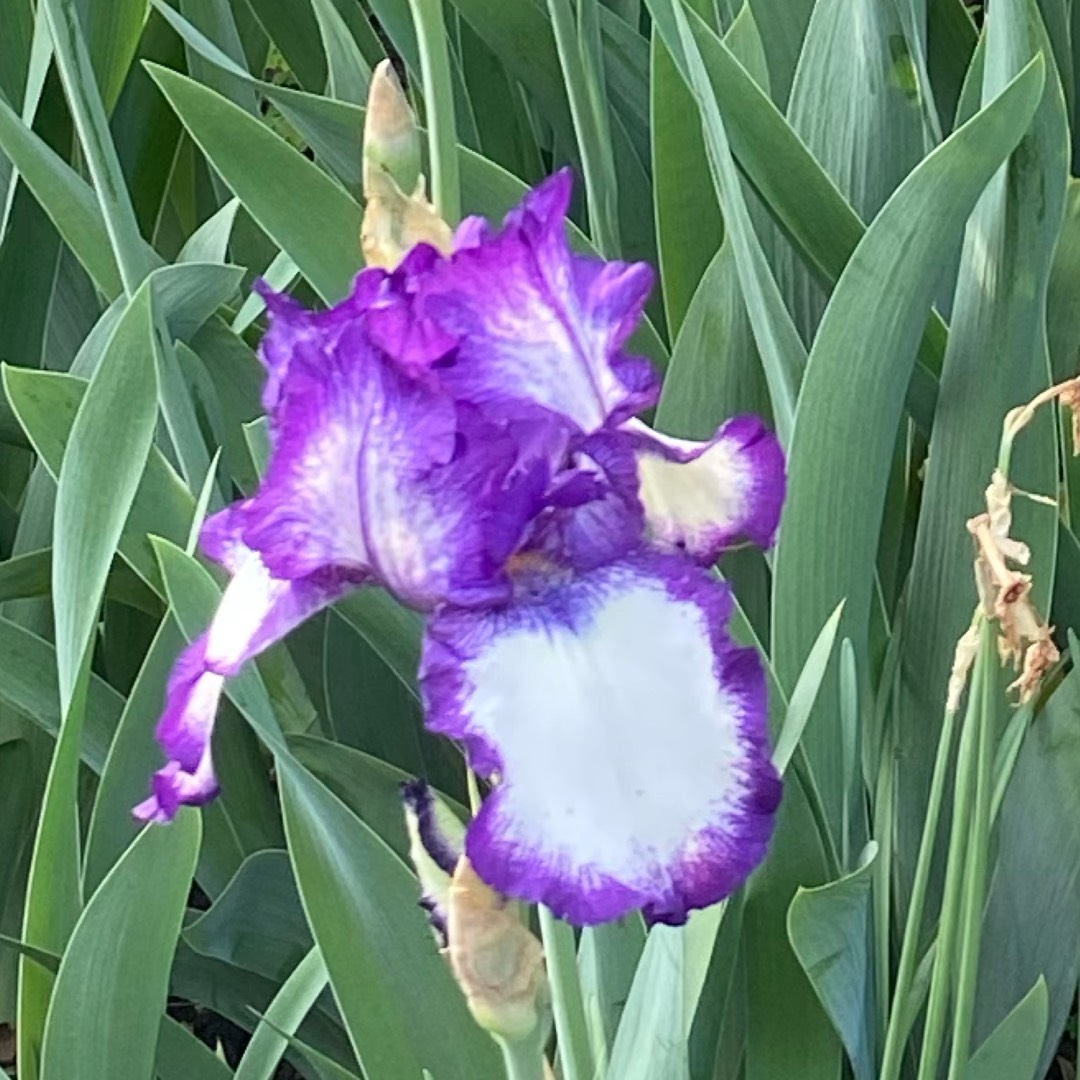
[
  {"x1": 415, "y1": 169, "x2": 660, "y2": 434},
  {"x1": 626, "y1": 416, "x2": 785, "y2": 562},
  {"x1": 524, "y1": 431, "x2": 643, "y2": 572},
  {"x1": 134, "y1": 546, "x2": 352, "y2": 822},
  {"x1": 420, "y1": 551, "x2": 781, "y2": 925},
  {"x1": 235, "y1": 290, "x2": 552, "y2": 610}
]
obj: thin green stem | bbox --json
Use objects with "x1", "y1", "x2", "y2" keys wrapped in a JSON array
[
  {"x1": 872, "y1": 735, "x2": 895, "y2": 1042},
  {"x1": 466, "y1": 768, "x2": 482, "y2": 816},
  {"x1": 546, "y1": 0, "x2": 621, "y2": 256},
  {"x1": 497, "y1": 1035, "x2": 547, "y2": 1080},
  {"x1": 915, "y1": 643, "x2": 987, "y2": 1080},
  {"x1": 538, "y1": 906, "x2": 594, "y2": 1080},
  {"x1": 878, "y1": 699, "x2": 960, "y2": 1080},
  {"x1": 406, "y1": 0, "x2": 460, "y2": 223},
  {"x1": 946, "y1": 626, "x2": 996, "y2": 1078}
]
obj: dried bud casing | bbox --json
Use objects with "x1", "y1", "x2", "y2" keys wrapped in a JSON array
[
  {"x1": 1061, "y1": 378, "x2": 1080, "y2": 456},
  {"x1": 447, "y1": 858, "x2": 549, "y2": 1043}
]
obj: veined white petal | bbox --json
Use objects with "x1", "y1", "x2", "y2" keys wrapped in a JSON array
[{"x1": 421, "y1": 553, "x2": 780, "y2": 925}]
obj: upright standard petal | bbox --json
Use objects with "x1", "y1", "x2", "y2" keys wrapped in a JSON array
[
  {"x1": 627, "y1": 416, "x2": 785, "y2": 563},
  {"x1": 421, "y1": 553, "x2": 781, "y2": 925},
  {"x1": 235, "y1": 288, "x2": 549, "y2": 610},
  {"x1": 134, "y1": 541, "x2": 352, "y2": 823},
  {"x1": 417, "y1": 169, "x2": 659, "y2": 434}
]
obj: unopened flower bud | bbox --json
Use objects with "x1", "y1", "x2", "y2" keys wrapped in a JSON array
[
  {"x1": 446, "y1": 858, "x2": 549, "y2": 1042},
  {"x1": 401, "y1": 779, "x2": 466, "y2": 947},
  {"x1": 361, "y1": 61, "x2": 452, "y2": 268},
  {"x1": 363, "y1": 60, "x2": 421, "y2": 200}
]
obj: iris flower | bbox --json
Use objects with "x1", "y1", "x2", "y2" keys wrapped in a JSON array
[{"x1": 136, "y1": 170, "x2": 785, "y2": 926}]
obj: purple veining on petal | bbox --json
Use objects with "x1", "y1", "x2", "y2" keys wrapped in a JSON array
[
  {"x1": 414, "y1": 169, "x2": 660, "y2": 434},
  {"x1": 420, "y1": 551, "x2": 781, "y2": 925},
  {"x1": 626, "y1": 415, "x2": 786, "y2": 563}
]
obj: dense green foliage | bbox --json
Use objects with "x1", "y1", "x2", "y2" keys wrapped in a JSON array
[{"x1": 0, "y1": 0, "x2": 1078, "y2": 1078}]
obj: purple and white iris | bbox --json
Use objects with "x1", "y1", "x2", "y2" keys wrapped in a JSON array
[{"x1": 136, "y1": 170, "x2": 785, "y2": 925}]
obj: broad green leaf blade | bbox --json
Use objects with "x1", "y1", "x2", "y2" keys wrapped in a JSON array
[
  {"x1": 83, "y1": 616, "x2": 186, "y2": 894},
  {"x1": 927, "y1": 0, "x2": 978, "y2": 132},
  {"x1": 547, "y1": 0, "x2": 620, "y2": 255},
  {"x1": 966, "y1": 978, "x2": 1049, "y2": 1080},
  {"x1": 178, "y1": 197, "x2": 241, "y2": 263},
  {"x1": 3, "y1": 367, "x2": 195, "y2": 594},
  {"x1": 310, "y1": 0, "x2": 371, "y2": 104},
  {"x1": 40, "y1": 0, "x2": 155, "y2": 294},
  {"x1": 740, "y1": 0, "x2": 814, "y2": 105},
  {"x1": 578, "y1": 916, "x2": 646, "y2": 1058},
  {"x1": 0, "y1": 549, "x2": 50, "y2": 603},
  {"x1": 973, "y1": 673, "x2": 1080, "y2": 1077},
  {"x1": 146, "y1": 64, "x2": 364, "y2": 304},
  {"x1": 605, "y1": 905, "x2": 727, "y2": 1080},
  {"x1": 672, "y1": 1, "x2": 803, "y2": 443},
  {"x1": 156, "y1": 1015, "x2": 235, "y2": 1080},
  {"x1": 646, "y1": 0, "x2": 950, "y2": 383},
  {"x1": 0, "y1": 615, "x2": 123, "y2": 771},
  {"x1": 650, "y1": 0, "x2": 764, "y2": 338},
  {"x1": 1047, "y1": 180, "x2": 1080, "y2": 522},
  {"x1": 650, "y1": 13, "x2": 720, "y2": 337},
  {"x1": 184, "y1": 850, "x2": 312, "y2": 983},
  {"x1": 788, "y1": 844, "x2": 879, "y2": 1080},
  {"x1": 51, "y1": 283, "x2": 159, "y2": 714},
  {"x1": 234, "y1": 948, "x2": 329, "y2": 1080},
  {"x1": 176, "y1": 0, "x2": 260, "y2": 113},
  {"x1": 39, "y1": 811, "x2": 201, "y2": 1080},
  {"x1": 279, "y1": 757, "x2": 503, "y2": 1079},
  {"x1": 0, "y1": 93, "x2": 122, "y2": 298},
  {"x1": 789, "y1": 0, "x2": 926, "y2": 217},
  {"x1": 780, "y1": 0, "x2": 927, "y2": 341},
  {"x1": 443, "y1": 0, "x2": 576, "y2": 151},
  {"x1": 771, "y1": 54, "x2": 1046, "y2": 822},
  {"x1": 655, "y1": 236, "x2": 772, "y2": 434},
  {"x1": 772, "y1": 601, "x2": 845, "y2": 776},
  {"x1": 17, "y1": 663, "x2": 91, "y2": 1080},
  {"x1": 76, "y1": 0, "x2": 148, "y2": 113},
  {"x1": 288, "y1": 733, "x2": 461, "y2": 862},
  {"x1": 897, "y1": 0, "x2": 1067, "y2": 899}
]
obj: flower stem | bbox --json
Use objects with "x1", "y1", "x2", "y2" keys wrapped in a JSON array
[
  {"x1": 878, "y1": 698, "x2": 960, "y2": 1080},
  {"x1": 497, "y1": 1035, "x2": 548, "y2": 1080},
  {"x1": 538, "y1": 906, "x2": 595, "y2": 1080},
  {"x1": 915, "y1": 637, "x2": 988, "y2": 1080},
  {"x1": 405, "y1": 0, "x2": 460, "y2": 223},
  {"x1": 946, "y1": 624, "x2": 996, "y2": 1079}
]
